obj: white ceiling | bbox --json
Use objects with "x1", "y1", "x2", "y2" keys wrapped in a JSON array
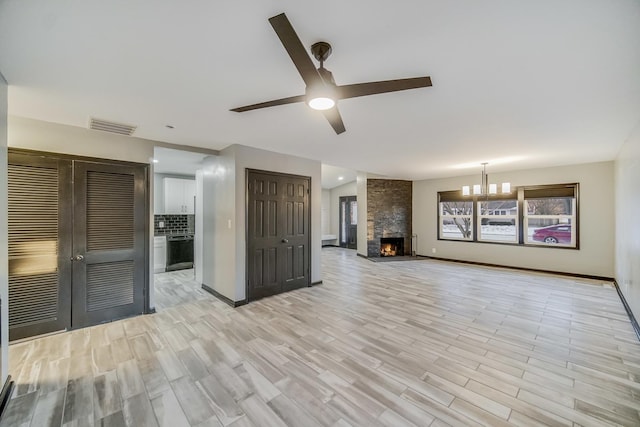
[{"x1": 1, "y1": 1, "x2": 639, "y2": 181}]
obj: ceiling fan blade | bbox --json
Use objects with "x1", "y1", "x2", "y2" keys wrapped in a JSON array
[
  {"x1": 230, "y1": 94, "x2": 305, "y2": 112},
  {"x1": 322, "y1": 106, "x2": 346, "y2": 135},
  {"x1": 268, "y1": 13, "x2": 324, "y2": 88},
  {"x1": 337, "y1": 76, "x2": 432, "y2": 100}
]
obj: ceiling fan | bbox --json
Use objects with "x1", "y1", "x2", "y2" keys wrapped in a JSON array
[{"x1": 231, "y1": 13, "x2": 433, "y2": 135}]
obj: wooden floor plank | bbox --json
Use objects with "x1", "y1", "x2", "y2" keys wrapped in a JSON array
[
  {"x1": 93, "y1": 370, "x2": 122, "y2": 421},
  {"x1": 0, "y1": 390, "x2": 38, "y2": 427},
  {"x1": 29, "y1": 388, "x2": 66, "y2": 427},
  {"x1": 122, "y1": 392, "x2": 159, "y2": 427},
  {"x1": 150, "y1": 388, "x2": 190, "y2": 427},
  {"x1": 170, "y1": 376, "x2": 215, "y2": 426}
]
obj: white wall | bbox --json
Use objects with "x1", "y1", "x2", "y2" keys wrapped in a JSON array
[
  {"x1": 201, "y1": 145, "x2": 322, "y2": 302},
  {"x1": 615, "y1": 121, "x2": 640, "y2": 318},
  {"x1": 356, "y1": 172, "x2": 368, "y2": 256},
  {"x1": 0, "y1": 72, "x2": 8, "y2": 380},
  {"x1": 329, "y1": 181, "x2": 357, "y2": 240},
  {"x1": 413, "y1": 161, "x2": 615, "y2": 277},
  {"x1": 321, "y1": 189, "x2": 331, "y2": 236},
  {"x1": 202, "y1": 152, "x2": 236, "y2": 301},
  {"x1": 194, "y1": 169, "x2": 204, "y2": 285}
]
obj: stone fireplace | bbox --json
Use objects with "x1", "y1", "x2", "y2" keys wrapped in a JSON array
[
  {"x1": 380, "y1": 237, "x2": 404, "y2": 257},
  {"x1": 366, "y1": 179, "x2": 412, "y2": 257}
]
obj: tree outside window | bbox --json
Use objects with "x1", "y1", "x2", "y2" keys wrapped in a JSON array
[{"x1": 440, "y1": 201, "x2": 473, "y2": 240}]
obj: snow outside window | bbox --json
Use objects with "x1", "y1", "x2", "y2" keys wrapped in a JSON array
[
  {"x1": 477, "y1": 200, "x2": 518, "y2": 243},
  {"x1": 440, "y1": 200, "x2": 473, "y2": 241}
]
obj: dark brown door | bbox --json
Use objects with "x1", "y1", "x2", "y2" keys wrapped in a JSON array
[
  {"x1": 247, "y1": 170, "x2": 310, "y2": 301},
  {"x1": 339, "y1": 195, "x2": 357, "y2": 249},
  {"x1": 72, "y1": 161, "x2": 146, "y2": 328},
  {"x1": 7, "y1": 150, "x2": 148, "y2": 340},
  {"x1": 7, "y1": 153, "x2": 72, "y2": 340}
]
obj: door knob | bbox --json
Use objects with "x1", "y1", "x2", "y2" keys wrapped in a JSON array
[
  {"x1": 72, "y1": 255, "x2": 84, "y2": 261},
  {"x1": 281, "y1": 238, "x2": 289, "y2": 243}
]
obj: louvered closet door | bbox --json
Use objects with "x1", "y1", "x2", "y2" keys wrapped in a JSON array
[
  {"x1": 72, "y1": 161, "x2": 146, "y2": 327},
  {"x1": 7, "y1": 154, "x2": 72, "y2": 340}
]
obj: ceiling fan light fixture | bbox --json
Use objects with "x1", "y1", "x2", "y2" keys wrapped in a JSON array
[
  {"x1": 306, "y1": 84, "x2": 336, "y2": 110},
  {"x1": 308, "y1": 97, "x2": 335, "y2": 110}
]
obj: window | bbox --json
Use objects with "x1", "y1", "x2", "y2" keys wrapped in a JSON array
[
  {"x1": 437, "y1": 183, "x2": 578, "y2": 248},
  {"x1": 478, "y1": 199, "x2": 518, "y2": 243},
  {"x1": 524, "y1": 185, "x2": 577, "y2": 247},
  {"x1": 439, "y1": 192, "x2": 473, "y2": 241}
]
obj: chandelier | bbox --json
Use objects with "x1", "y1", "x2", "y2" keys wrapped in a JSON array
[{"x1": 462, "y1": 163, "x2": 511, "y2": 196}]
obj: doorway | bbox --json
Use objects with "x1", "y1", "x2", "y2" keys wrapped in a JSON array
[
  {"x1": 339, "y1": 195, "x2": 357, "y2": 249},
  {"x1": 151, "y1": 147, "x2": 209, "y2": 310},
  {"x1": 7, "y1": 150, "x2": 147, "y2": 340},
  {"x1": 246, "y1": 169, "x2": 311, "y2": 301}
]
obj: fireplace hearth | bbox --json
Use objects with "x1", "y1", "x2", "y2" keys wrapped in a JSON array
[{"x1": 380, "y1": 237, "x2": 404, "y2": 257}]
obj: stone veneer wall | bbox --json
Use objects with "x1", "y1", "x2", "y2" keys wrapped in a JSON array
[{"x1": 367, "y1": 179, "x2": 412, "y2": 257}]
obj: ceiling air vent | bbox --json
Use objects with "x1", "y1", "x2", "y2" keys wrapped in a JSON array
[{"x1": 89, "y1": 117, "x2": 137, "y2": 136}]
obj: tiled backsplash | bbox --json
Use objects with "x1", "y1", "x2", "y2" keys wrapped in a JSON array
[{"x1": 154, "y1": 214, "x2": 195, "y2": 235}]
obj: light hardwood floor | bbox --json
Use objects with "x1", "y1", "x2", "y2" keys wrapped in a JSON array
[
  {"x1": 3, "y1": 247, "x2": 640, "y2": 426},
  {"x1": 153, "y1": 269, "x2": 209, "y2": 310}
]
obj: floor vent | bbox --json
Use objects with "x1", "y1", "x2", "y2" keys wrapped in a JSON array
[{"x1": 89, "y1": 117, "x2": 137, "y2": 136}]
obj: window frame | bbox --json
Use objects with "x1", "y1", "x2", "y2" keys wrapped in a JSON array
[
  {"x1": 522, "y1": 184, "x2": 579, "y2": 248},
  {"x1": 437, "y1": 183, "x2": 579, "y2": 249},
  {"x1": 438, "y1": 192, "x2": 474, "y2": 241}
]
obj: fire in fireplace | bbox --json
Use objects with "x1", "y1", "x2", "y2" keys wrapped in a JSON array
[{"x1": 380, "y1": 237, "x2": 404, "y2": 257}]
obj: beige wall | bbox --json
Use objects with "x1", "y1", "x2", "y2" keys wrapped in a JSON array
[
  {"x1": 413, "y1": 161, "x2": 615, "y2": 277},
  {"x1": 0, "y1": 72, "x2": 8, "y2": 379},
  {"x1": 615, "y1": 121, "x2": 640, "y2": 318}
]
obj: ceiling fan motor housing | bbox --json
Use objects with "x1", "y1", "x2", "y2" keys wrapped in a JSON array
[{"x1": 311, "y1": 41, "x2": 332, "y2": 63}]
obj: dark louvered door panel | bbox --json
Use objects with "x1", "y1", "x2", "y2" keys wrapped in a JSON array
[
  {"x1": 87, "y1": 261, "x2": 134, "y2": 311},
  {"x1": 72, "y1": 161, "x2": 146, "y2": 328},
  {"x1": 7, "y1": 154, "x2": 71, "y2": 340},
  {"x1": 87, "y1": 171, "x2": 134, "y2": 251}
]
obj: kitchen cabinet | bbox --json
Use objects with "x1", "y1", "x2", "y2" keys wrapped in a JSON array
[
  {"x1": 164, "y1": 177, "x2": 195, "y2": 214},
  {"x1": 154, "y1": 235, "x2": 167, "y2": 273}
]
